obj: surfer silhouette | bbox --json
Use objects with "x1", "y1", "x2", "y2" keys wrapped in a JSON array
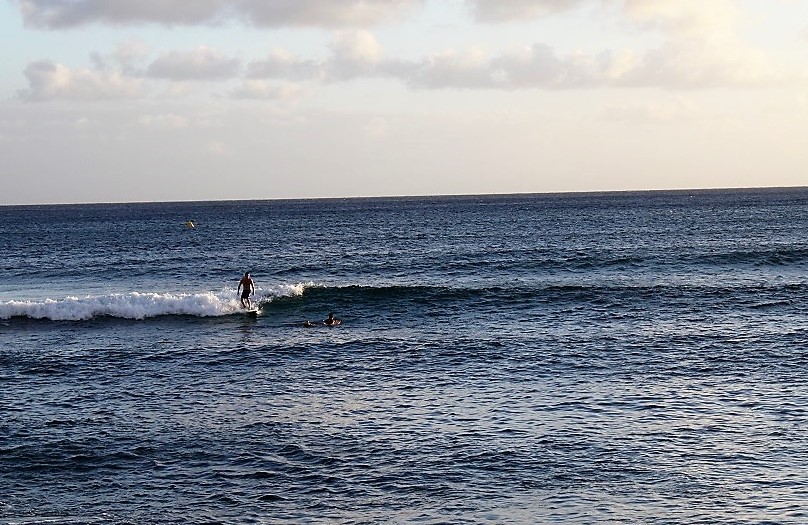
[{"x1": 238, "y1": 272, "x2": 255, "y2": 309}]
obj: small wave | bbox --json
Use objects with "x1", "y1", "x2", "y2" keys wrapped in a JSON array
[
  {"x1": 697, "y1": 247, "x2": 808, "y2": 267},
  {"x1": 0, "y1": 284, "x2": 306, "y2": 321}
]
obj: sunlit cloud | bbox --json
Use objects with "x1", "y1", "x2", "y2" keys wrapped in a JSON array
[
  {"x1": 19, "y1": 60, "x2": 144, "y2": 101},
  {"x1": 620, "y1": 0, "x2": 741, "y2": 37}
]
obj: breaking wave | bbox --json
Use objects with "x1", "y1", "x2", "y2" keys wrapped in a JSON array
[{"x1": 0, "y1": 283, "x2": 307, "y2": 321}]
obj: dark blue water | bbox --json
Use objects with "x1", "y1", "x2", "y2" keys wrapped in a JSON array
[{"x1": 2, "y1": 189, "x2": 808, "y2": 524}]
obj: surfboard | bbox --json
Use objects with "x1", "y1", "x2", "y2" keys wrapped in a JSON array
[
  {"x1": 303, "y1": 319, "x2": 340, "y2": 327},
  {"x1": 244, "y1": 308, "x2": 259, "y2": 316}
]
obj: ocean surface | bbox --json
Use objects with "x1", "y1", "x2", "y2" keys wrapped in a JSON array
[{"x1": 2, "y1": 188, "x2": 808, "y2": 524}]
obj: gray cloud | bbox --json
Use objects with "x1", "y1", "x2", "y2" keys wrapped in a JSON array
[
  {"x1": 146, "y1": 47, "x2": 242, "y2": 81},
  {"x1": 16, "y1": 0, "x2": 423, "y2": 28},
  {"x1": 465, "y1": 0, "x2": 590, "y2": 22},
  {"x1": 246, "y1": 50, "x2": 321, "y2": 81},
  {"x1": 390, "y1": 44, "x2": 619, "y2": 90},
  {"x1": 238, "y1": 0, "x2": 422, "y2": 28},
  {"x1": 90, "y1": 39, "x2": 151, "y2": 75},
  {"x1": 17, "y1": 0, "x2": 231, "y2": 28}
]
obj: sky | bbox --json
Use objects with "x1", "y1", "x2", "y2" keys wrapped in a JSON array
[{"x1": 1, "y1": 0, "x2": 808, "y2": 205}]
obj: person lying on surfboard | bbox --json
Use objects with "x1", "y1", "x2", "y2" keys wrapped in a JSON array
[
  {"x1": 237, "y1": 272, "x2": 255, "y2": 309},
  {"x1": 303, "y1": 313, "x2": 341, "y2": 327}
]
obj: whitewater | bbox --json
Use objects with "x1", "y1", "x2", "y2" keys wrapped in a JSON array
[{"x1": 0, "y1": 284, "x2": 308, "y2": 321}]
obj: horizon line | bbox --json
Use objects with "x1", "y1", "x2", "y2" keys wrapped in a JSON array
[{"x1": 2, "y1": 185, "x2": 807, "y2": 208}]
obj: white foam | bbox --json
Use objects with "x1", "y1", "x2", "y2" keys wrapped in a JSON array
[{"x1": 0, "y1": 283, "x2": 310, "y2": 321}]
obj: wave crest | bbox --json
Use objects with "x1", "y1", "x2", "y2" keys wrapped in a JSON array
[{"x1": 0, "y1": 284, "x2": 307, "y2": 321}]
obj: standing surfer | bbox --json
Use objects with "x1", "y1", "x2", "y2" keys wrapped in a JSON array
[{"x1": 238, "y1": 272, "x2": 255, "y2": 309}]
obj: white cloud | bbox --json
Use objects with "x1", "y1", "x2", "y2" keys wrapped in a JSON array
[
  {"x1": 19, "y1": 60, "x2": 145, "y2": 101},
  {"x1": 615, "y1": 0, "x2": 781, "y2": 89},
  {"x1": 327, "y1": 31, "x2": 385, "y2": 80},
  {"x1": 16, "y1": 0, "x2": 423, "y2": 28},
  {"x1": 146, "y1": 46, "x2": 242, "y2": 81},
  {"x1": 331, "y1": 30, "x2": 383, "y2": 65}
]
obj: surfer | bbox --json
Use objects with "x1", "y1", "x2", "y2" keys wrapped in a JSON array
[
  {"x1": 303, "y1": 313, "x2": 341, "y2": 327},
  {"x1": 238, "y1": 272, "x2": 255, "y2": 309}
]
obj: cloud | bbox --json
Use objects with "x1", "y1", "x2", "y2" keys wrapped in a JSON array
[
  {"x1": 146, "y1": 46, "x2": 242, "y2": 81},
  {"x1": 91, "y1": 39, "x2": 152, "y2": 75},
  {"x1": 247, "y1": 31, "x2": 386, "y2": 82},
  {"x1": 402, "y1": 47, "x2": 499, "y2": 89},
  {"x1": 230, "y1": 80, "x2": 307, "y2": 100},
  {"x1": 16, "y1": 0, "x2": 230, "y2": 28},
  {"x1": 19, "y1": 60, "x2": 145, "y2": 101},
  {"x1": 399, "y1": 0, "x2": 784, "y2": 90},
  {"x1": 16, "y1": 0, "x2": 789, "y2": 100},
  {"x1": 620, "y1": 0, "x2": 741, "y2": 37},
  {"x1": 16, "y1": 0, "x2": 423, "y2": 28},
  {"x1": 246, "y1": 49, "x2": 321, "y2": 81},
  {"x1": 327, "y1": 30, "x2": 384, "y2": 80},
  {"x1": 395, "y1": 44, "x2": 645, "y2": 90},
  {"x1": 466, "y1": 0, "x2": 589, "y2": 22},
  {"x1": 623, "y1": 38, "x2": 777, "y2": 89},
  {"x1": 615, "y1": 0, "x2": 780, "y2": 88},
  {"x1": 395, "y1": 39, "x2": 780, "y2": 91},
  {"x1": 238, "y1": 0, "x2": 422, "y2": 27}
]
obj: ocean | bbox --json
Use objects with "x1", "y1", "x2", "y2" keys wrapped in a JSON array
[{"x1": 2, "y1": 188, "x2": 807, "y2": 524}]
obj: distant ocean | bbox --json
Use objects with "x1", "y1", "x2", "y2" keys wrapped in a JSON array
[{"x1": 2, "y1": 188, "x2": 808, "y2": 524}]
